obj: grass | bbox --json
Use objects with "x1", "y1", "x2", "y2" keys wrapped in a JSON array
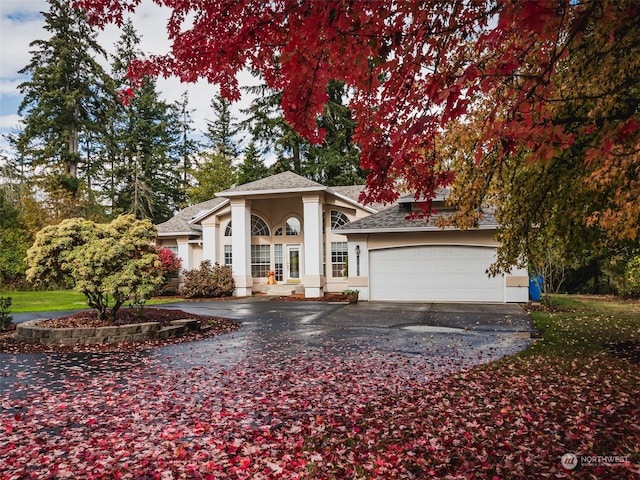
[
  {"x1": 0, "y1": 290, "x2": 178, "y2": 313},
  {"x1": 522, "y1": 294, "x2": 640, "y2": 360}
]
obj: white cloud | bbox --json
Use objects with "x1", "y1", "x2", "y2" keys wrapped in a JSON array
[
  {"x1": 0, "y1": 0, "x2": 257, "y2": 145},
  {"x1": 0, "y1": 114, "x2": 22, "y2": 130}
]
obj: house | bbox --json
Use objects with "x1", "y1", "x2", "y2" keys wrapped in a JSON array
[{"x1": 156, "y1": 171, "x2": 529, "y2": 302}]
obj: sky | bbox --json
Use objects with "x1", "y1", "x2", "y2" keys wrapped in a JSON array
[{"x1": 0, "y1": 0, "x2": 257, "y2": 158}]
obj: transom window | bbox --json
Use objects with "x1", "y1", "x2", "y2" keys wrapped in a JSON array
[
  {"x1": 285, "y1": 217, "x2": 301, "y2": 235},
  {"x1": 224, "y1": 215, "x2": 271, "y2": 237},
  {"x1": 251, "y1": 215, "x2": 270, "y2": 236},
  {"x1": 331, "y1": 210, "x2": 350, "y2": 229}
]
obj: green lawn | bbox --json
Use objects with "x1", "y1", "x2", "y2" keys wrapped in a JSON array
[
  {"x1": 523, "y1": 294, "x2": 640, "y2": 359},
  {"x1": 0, "y1": 290, "x2": 178, "y2": 313}
]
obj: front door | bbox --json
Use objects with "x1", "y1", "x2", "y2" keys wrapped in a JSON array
[{"x1": 286, "y1": 245, "x2": 301, "y2": 282}]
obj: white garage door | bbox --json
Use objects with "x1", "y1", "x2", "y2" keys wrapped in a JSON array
[{"x1": 369, "y1": 245, "x2": 504, "y2": 302}]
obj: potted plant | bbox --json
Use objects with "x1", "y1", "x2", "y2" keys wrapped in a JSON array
[{"x1": 343, "y1": 289, "x2": 359, "y2": 303}]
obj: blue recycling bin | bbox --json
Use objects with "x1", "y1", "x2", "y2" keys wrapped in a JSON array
[{"x1": 529, "y1": 275, "x2": 543, "y2": 301}]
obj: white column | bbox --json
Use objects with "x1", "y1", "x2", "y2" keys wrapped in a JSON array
[
  {"x1": 201, "y1": 221, "x2": 219, "y2": 263},
  {"x1": 231, "y1": 199, "x2": 252, "y2": 296},
  {"x1": 176, "y1": 236, "x2": 192, "y2": 270},
  {"x1": 303, "y1": 194, "x2": 324, "y2": 297}
]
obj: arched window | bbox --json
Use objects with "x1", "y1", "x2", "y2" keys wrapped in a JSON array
[
  {"x1": 331, "y1": 210, "x2": 350, "y2": 229},
  {"x1": 285, "y1": 217, "x2": 301, "y2": 235},
  {"x1": 251, "y1": 215, "x2": 270, "y2": 236},
  {"x1": 224, "y1": 215, "x2": 271, "y2": 237},
  {"x1": 274, "y1": 227, "x2": 283, "y2": 236}
]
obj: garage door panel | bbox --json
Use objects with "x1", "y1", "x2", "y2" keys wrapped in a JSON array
[{"x1": 369, "y1": 246, "x2": 504, "y2": 302}]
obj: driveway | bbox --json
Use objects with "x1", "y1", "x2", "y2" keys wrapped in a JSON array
[
  {"x1": 156, "y1": 298, "x2": 530, "y2": 365},
  {"x1": 2, "y1": 299, "x2": 531, "y2": 392}
]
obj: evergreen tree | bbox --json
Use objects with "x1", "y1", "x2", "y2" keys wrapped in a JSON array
[
  {"x1": 106, "y1": 20, "x2": 183, "y2": 223},
  {"x1": 187, "y1": 94, "x2": 238, "y2": 202},
  {"x1": 175, "y1": 91, "x2": 200, "y2": 195},
  {"x1": 242, "y1": 80, "x2": 364, "y2": 185},
  {"x1": 242, "y1": 85, "x2": 306, "y2": 174},
  {"x1": 237, "y1": 141, "x2": 268, "y2": 185},
  {"x1": 16, "y1": 0, "x2": 116, "y2": 199},
  {"x1": 205, "y1": 95, "x2": 239, "y2": 158}
]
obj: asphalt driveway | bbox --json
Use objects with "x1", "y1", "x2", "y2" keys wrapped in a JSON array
[
  {"x1": 3, "y1": 299, "x2": 531, "y2": 393},
  {"x1": 155, "y1": 298, "x2": 531, "y2": 366}
]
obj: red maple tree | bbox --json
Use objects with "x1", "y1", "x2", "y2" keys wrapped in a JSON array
[{"x1": 75, "y1": 0, "x2": 639, "y2": 227}]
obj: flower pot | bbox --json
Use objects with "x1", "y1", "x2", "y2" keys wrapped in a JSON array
[{"x1": 346, "y1": 292, "x2": 358, "y2": 303}]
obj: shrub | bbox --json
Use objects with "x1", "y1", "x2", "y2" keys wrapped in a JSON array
[
  {"x1": 180, "y1": 261, "x2": 235, "y2": 298},
  {"x1": 25, "y1": 215, "x2": 164, "y2": 323},
  {"x1": 0, "y1": 296, "x2": 12, "y2": 331},
  {"x1": 155, "y1": 247, "x2": 182, "y2": 295},
  {"x1": 618, "y1": 254, "x2": 640, "y2": 298},
  {"x1": 157, "y1": 247, "x2": 182, "y2": 277}
]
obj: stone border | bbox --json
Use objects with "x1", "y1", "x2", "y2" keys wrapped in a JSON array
[{"x1": 15, "y1": 319, "x2": 201, "y2": 346}]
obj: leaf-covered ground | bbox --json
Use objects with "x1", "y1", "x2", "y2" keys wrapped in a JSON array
[
  {"x1": 1, "y1": 348, "x2": 638, "y2": 478},
  {"x1": 1, "y1": 297, "x2": 639, "y2": 479}
]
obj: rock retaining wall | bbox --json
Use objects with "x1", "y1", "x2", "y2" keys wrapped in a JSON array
[{"x1": 15, "y1": 319, "x2": 201, "y2": 345}]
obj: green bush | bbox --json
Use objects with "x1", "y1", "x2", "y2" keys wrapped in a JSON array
[
  {"x1": 180, "y1": 261, "x2": 235, "y2": 298},
  {"x1": 618, "y1": 255, "x2": 640, "y2": 298},
  {"x1": 0, "y1": 296, "x2": 12, "y2": 331},
  {"x1": 25, "y1": 215, "x2": 164, "y2": 323}
]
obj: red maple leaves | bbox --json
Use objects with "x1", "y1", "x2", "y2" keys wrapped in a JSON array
[
  {"x1": 74, "y1": 0, "x2": 640, "y2": 234},
  {"x1": 1, "y1": 349, "x2": 639, "y2": 478}
]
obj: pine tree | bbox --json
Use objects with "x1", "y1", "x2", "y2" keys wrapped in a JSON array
[
  {"x1": 237, "y1": 141, "x2": 268, "y2": 185},
  {"x1": 175, "y1": 91, "x2": 200, "y2": 195},
  {"x1": 242, "y1": 80, "x2": 363, "y2": 184},
  {"x1": 16, "y1": 0, "x2": 115, "y2": 196},
  {"x1": 205, "y1": 95, "x2": 239, "y2": 158},
  {"x1": 106, "y1": 20, "x2": 183, "y2": 223},
  {"x1": 187, "y1": 94, "x2": 239, "y2": 202}
]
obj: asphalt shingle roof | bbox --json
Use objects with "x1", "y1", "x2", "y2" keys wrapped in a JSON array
[
  {"x1": 218, "y1": 171, "x2": 324, "y2": 194},
  {"x1": 336, "y1": 204, "x2": 499, "y2": 232},
  {"x1": 156, "y1": 198, "x2": 226, "y2": 235},
  {"x1": 157, "y1": 172, "x2": 392, "y2": 235}
]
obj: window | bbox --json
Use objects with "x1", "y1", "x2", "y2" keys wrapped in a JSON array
[
  {"x1": 331, "y1": 210, "x2": 350, "y2": 229},
  {"x1": 285, "y1": 217, "x2": 301, "y2": 235},
  {"x1": 224, "y1": 215, "x2": 270, "y2": 236},
  {"x1": 224, "y1": 245, "x2": 232, "y2": 265},
  {"x1": 331, "y1": 242, "x2": 348, "y2": 277},
  {"x1": 251, "y1": 215, "x2": 270, "y2": 236},
  {"x1": 251, "y1": 245, "x2": 271, "y2": 277},
  {"x1": 274, "y1": 244, "x2": 283, "y2": 281},
  {"x1": 274, "y1": 227, "x2": 283, "y2": 236}
]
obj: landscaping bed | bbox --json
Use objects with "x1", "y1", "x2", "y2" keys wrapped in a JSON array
[{"x1": 0, "y1": 307, "x2": 239, "y2": 354}]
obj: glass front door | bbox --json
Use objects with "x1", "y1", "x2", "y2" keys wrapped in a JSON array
[{"x1": 286, "y1": 245, "x2": 301, "y2": 282}]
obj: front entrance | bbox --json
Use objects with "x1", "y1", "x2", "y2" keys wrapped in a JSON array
[{"x1": 286, "y1": 244, "x2": 301, "y2": 283}]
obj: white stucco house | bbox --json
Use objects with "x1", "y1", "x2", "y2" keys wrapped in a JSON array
[{"x1": 156, "y1": 171, "x2": 529, "y2": 302}]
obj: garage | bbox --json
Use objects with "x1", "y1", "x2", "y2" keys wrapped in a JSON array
[{"x1": 369, "y1": 245, "x2": 505, "y2": 302}]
